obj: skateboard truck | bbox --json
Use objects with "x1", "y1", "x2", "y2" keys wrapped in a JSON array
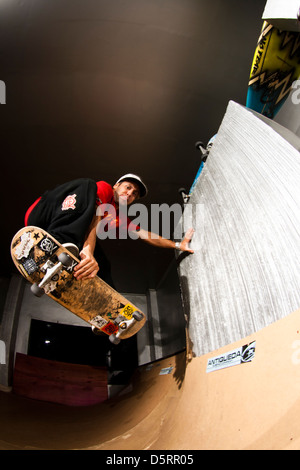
[
  {"x1": 109, "y1": 311, "x2": 144, "y2": 344},
  {"x1": 195, "y1": 140, "x2": 210, "y2": 162},
  {"x1": 31, "y1": 252, "x2": 73, "y2": 297},
  {"x1": 91, "y1": 311, "x2": 144, "y2": 345},
  {"x1": 195, "y1": 135, "x2": 215, "y2": 162},
  {"x1": 178, "y1": 187, "x2": 190, "y2": 203}
]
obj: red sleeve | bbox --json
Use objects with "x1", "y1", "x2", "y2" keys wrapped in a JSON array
[
  {"x1": 126, "y1": 217, "x2": 140, "y2": 232},
  {"x1": 95, "y1": 181, "x2": 114, "y2": 205},
  {"x1": 24, "y1": 197, "x2": 41, "y2": 226},
  {"x1": 96, "y1": 181, "x2": 140, "y2": 234}
]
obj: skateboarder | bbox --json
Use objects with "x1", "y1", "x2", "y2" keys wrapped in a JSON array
[{"x1": 24, "y1": 174, "x2": 194, "y2": 282}]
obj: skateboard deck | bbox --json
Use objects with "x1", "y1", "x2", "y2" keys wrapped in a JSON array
[
  {"x1": 246, "y1": 21, "x2": 300, "y2": 119},
  {"x1": 10, "y1": 226, "x2": 146, "y2": 344}
]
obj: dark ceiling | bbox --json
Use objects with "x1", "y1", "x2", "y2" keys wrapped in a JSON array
[{"x1": 0, "y1": 0, "x2": 266, "y2": 293}]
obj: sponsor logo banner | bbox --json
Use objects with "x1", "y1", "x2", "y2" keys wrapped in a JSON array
[{"x1": 206, "y1": 341, "x2": 256, "y2": 373}]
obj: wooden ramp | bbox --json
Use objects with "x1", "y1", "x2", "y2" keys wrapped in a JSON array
[{"x1": 0, "y1": 309, "x2": 300, "y2": 449}]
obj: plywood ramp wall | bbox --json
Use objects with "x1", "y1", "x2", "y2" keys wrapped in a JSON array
[{"x1": 0, "y1": 309, "x2": 300, "y2": 450}]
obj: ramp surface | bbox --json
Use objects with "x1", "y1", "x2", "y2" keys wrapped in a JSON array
[
  {"x1": 1, "y1": 309, "x2": 300, "y2": 450},
  {"x1": 177, "y1": 101, "x2": 300, "y2": 357}
]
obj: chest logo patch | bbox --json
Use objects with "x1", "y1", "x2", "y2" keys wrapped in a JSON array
[{"x1": 62, "y1": 194, "x2": 77, "y2": 211}]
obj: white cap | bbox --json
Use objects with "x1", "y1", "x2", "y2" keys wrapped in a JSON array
[{"x1": 115, "y1": 173, "x2": 148, "y2": 198}]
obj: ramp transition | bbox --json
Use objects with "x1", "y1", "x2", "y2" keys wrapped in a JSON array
[{"x1": 0, "y1": 308, "x2": 300, "y2": 449}]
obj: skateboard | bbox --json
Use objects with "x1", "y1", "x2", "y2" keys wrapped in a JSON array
[
  {"x1": 10, "y1": 226, "x2": 146, "y2": 345},
  {"x1": 246, "y1": 21, "x2": 300, "y2": 119},
  {"x1": 178, "y1": 135, "x2": 216, "y2": 203}
]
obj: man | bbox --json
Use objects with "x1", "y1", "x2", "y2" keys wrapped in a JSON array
[{"x1": 25, "y1": 174, "x2": 194, "y2": 281}]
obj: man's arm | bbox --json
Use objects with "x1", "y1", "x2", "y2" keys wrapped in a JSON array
[
  {"x1": 136, "y1": 227, "x2": 195, "y2": 253},
  {"x1": 74, "y1": 215, "x2": 101, "y2": 280}
]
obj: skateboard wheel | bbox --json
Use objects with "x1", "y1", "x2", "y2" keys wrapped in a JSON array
[
  {"x1": 58, "y1": 252, "x2": 73, "y2": 267},
  {"x1": 109, "y1": 334, "x2": 121, "y2": 345},
  {"x1": 31, "y1": 283, "x2": 45, "y2": 297},
  {"x1": 91, "y1": 326, "x2": 105, "y2": 336},
  {"x1": 133, "y1": 311, "x2": 143, "y2": 321}
]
